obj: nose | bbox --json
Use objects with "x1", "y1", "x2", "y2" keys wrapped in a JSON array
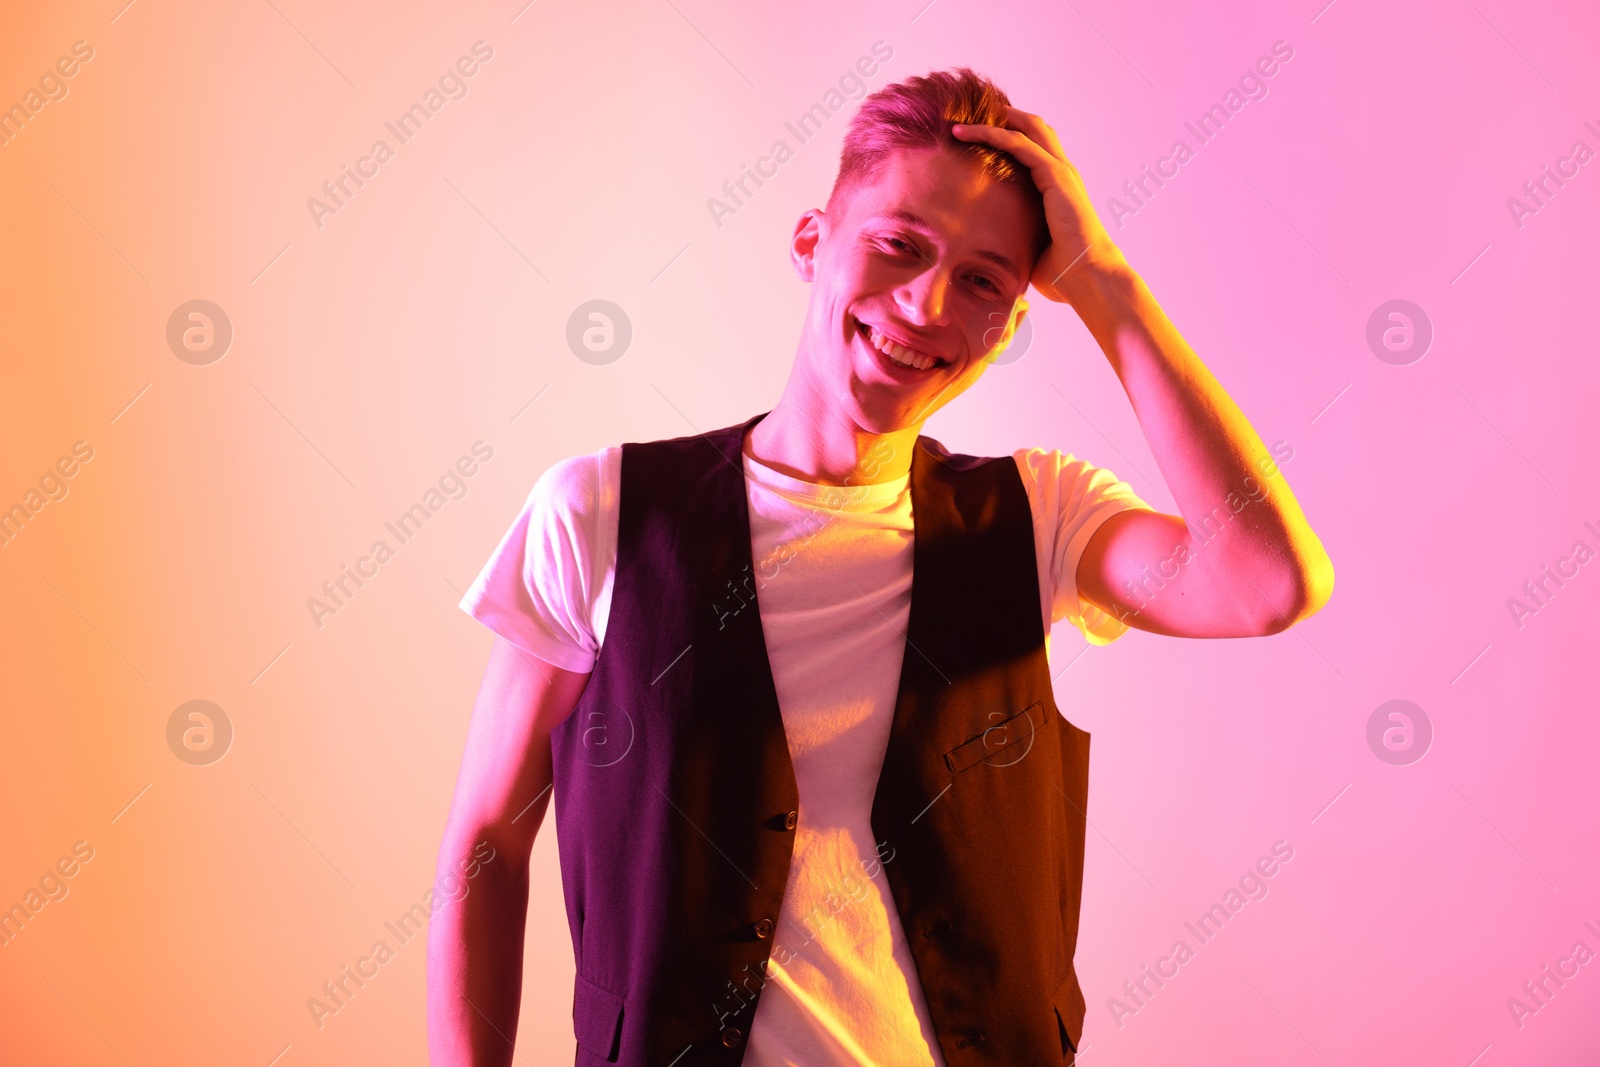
[{"x1": 894, "y1": 261, "x2": 953, "y2": 328}]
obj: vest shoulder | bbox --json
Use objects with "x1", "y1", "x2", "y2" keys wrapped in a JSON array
[
  {"x1": 917, "y1": 435, "x2": 1018, "y2": 475},
  {"x1": 615, "y1": 420, "x2": 753, "y2": 509},
  {"x1": 621, "y1": 418, "x2": 750, "y2": 459}
]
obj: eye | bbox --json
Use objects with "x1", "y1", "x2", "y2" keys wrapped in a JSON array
[
  {"x1": 968, "y1": 274, "x2": 1001, "y2": 293},
  {"x1": 871, "y1": 232, "x2": 922, "y2": 257}
]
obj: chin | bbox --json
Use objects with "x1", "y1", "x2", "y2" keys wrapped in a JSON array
[{"x1": 843, "y1": 387, "x2": 928, "y2": 437}]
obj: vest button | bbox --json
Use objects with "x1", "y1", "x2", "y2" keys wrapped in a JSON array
[
  {"x1": 753, "y1": 918, "x2": 774, "y2": 938},
  {"x1": 721, "y1": 1027, "x2": 744, "y2": 1049},
  {"x1": 784, "y1": 809, "x2": 798, "y2": 830}
]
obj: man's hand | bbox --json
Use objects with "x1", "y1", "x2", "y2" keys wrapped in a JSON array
[{"x1": 952, "y1": 107, "x2": 1123, "y2": 303}]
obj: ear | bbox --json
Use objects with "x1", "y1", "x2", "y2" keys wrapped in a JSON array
[{"x1": 790, "y1": 208, "x2": 824, "y2": 282}]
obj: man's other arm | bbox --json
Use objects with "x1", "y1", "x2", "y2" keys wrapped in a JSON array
[
  {"x1": 428, "y1": 635, "x2": 590, "y2": 1066},
  {"x1": 952, "y1": 110, "x2": 1335, "y2": 638}
]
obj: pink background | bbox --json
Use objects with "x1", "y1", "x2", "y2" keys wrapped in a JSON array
[{"x1": 2, "y1": 0, "x2": 1597, "y2": 1063}]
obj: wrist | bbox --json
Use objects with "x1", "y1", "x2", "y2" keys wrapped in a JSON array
[{"x1": 1055, "y1": 245, "x2": 1137, "y2": 315}]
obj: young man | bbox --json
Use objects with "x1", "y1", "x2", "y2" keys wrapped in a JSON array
[{"x1": 428, "y1": 68, "x2": 1333, "y2": 1066}]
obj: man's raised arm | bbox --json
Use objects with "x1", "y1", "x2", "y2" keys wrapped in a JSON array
[
  {"x1": 428, "y1": 636, "x2": 590, "y2": 1066},
  {"x1": 954, "y1": 110, "x2": 1335, "y2": 638}
]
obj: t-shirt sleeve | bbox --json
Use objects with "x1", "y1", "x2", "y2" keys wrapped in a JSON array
[
  {"x1": 457, "y1": 447, "x2": 620, "y2": 673},
  {"x1": 1014, "y1": 447, "x2": 1156, "y2": 646}
]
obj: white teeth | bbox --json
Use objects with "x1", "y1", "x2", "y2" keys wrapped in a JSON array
[{"x1": 865, "y1": 325, "x2": 937, "y2": 371}]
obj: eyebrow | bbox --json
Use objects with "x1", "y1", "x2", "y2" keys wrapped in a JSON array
[{"x1": 872, "y1": 210, "x2": 1023, "y2": 280}]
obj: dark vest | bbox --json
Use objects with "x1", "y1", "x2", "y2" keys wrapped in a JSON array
[{"x1": 549, "y1": 412, "x2": 1090, "y2": 1065}]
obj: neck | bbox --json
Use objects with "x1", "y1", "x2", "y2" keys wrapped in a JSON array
[{"x1": 747, "y1": 368, "x2": 920, "y2": 486}]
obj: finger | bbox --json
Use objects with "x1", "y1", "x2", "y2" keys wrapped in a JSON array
[
  {"x1": 1000, "y1": 106, "x2": 1067, "y2": 161},
  {"x1": 950, "y1": 123, "x2": 1063, "y2": 180}
]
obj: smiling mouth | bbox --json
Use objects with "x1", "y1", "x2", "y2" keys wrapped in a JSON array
[{"x1": 855, "y1": 317, "x2": 949, "y2": 372}]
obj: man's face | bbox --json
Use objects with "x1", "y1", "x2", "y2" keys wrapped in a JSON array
[{"x1": 791, "y1": 144, "x2": 1045, "y2": 434}]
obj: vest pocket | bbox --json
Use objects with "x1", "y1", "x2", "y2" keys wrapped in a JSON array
[
  {"x1": 943, "y1": 700, "x2": 1047, "y2": 775},
  {"x1": 574, "y1": 972, "x2": 626, "y2": 1062},
  {"x1": 1052, "y1": 971, "x2": 1084, "y2": 1059}
]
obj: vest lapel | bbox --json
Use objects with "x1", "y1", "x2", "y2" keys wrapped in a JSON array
[{"x1": 870, "y1": 434, "x2": 1088, "y2": 1061}]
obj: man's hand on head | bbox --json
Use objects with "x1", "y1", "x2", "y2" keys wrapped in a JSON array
[{"x1": 952, "y1": 107, "x2": 1124, "y2": 305}]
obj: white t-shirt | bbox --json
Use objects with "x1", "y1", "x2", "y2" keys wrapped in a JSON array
[{"x1": 460, "y1": 438, "x2": 1151, "y2": 1067}]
